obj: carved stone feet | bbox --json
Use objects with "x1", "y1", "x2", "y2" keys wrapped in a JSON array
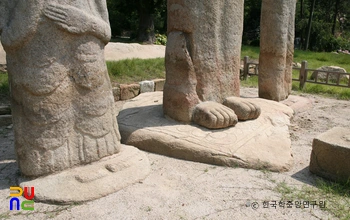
[
  {"x1": 223, "y1": 96, "x2": 261, "y2": 121},
  {"x1": 193, "y1": 102, "x2": 238, "y2": 129},
  {"x1": 192, "y1": 98, "x2": 261, "y2": 129}
]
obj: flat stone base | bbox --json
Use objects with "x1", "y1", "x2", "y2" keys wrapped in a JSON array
[
  {"x1": 281, "y1": 95, "x2": 313, "y2": 113},
  {"x1": 19, "y1": 145, "x2": 150, "y2": 204},
  {"x1": 310, "y1": 127, "x2": 350, "y2": 183},
  {"x1": 118, "y1": 92, "x2": 294, "y2": 172}
]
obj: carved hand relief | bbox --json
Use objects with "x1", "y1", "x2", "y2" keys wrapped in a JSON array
[
  {"x1": 43, "y1": 1, "x2": 111, "y2": 43},
  {"x1": 0, "y1": 0, "x2": 121, "y2": 177},
  {"x1": 44, "y1": 3, "x2": 93, "y2": 34}
]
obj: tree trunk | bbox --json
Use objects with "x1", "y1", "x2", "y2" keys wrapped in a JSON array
[
  {"x1": 300, "y1": 0, "x2": 304, "y2": 19},
  {"x1": 137, "y1": 9, "x2": 155, "y2": 44},
  {"x1": 332, "y1": 0, "x2": 340, "y2": 36},
  {"x1": 300, "y1": 0, "x2": 304, "y2": 48},
  {"x1": 305, "y1": 0, "x2": 316, "y2": 50}
]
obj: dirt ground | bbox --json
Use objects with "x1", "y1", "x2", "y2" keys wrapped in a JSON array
[{"x1": 0, "y1": 87, "x2": 349, "y2": 220}]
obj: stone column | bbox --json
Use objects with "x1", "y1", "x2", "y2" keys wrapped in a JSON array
[
  {"x1": 258, "y1": 0, "x2": 297, "y2": 101},
  {"x1": 164, "y1": 0, "x2": 243, "y2": 123}
]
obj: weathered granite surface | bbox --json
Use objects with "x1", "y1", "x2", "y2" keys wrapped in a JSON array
[
  {"x1": 19, "y1": 145, "x2": 150, "y2": 204},
  {"x1": 166, "y1": 0, "x2": 243, "y2": 103},
  {"x1": 259, "y1": 0, "x2": 297, "y2": 101},
  {"x1": 119, "y1": 92, "x2": 294, "y2": 172},
  {"x1": 1, "y1": 0, "x2": 121, "y2": 177},
  {"x1": 164, "y1": 0, "x2": 260, "y2": 129},
  {"x1": 310, "y1": 127, "x2": 350, "y2": 183}
]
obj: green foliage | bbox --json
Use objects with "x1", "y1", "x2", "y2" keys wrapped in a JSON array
[
  {"x1": 0, "y1": 73, "x2": 10, "y2": 104},
  {"x1": 107, "y1": 0, "x2": 349, "y2": 50},
  {"x1": 293, "y1": 50, "x2": 350, "y2": 71},
  {"x1": 107, "y1": 0, "x2": 166, "y2": 42},
  {"x1": 240, "y1": 75, "x2": 258, "y2": 88},
  {"x1": 337, "y1": 36, "x2": 350, "y2": 51},
  {"x1": 296, "y1": 0, "x2": 350, "y2": 51},
  {"x1": 300, "y1": 84, "x2": 350, "y2": 100},
  {"x1": 107, "y1": 58, "x2": 165, "y2": 84},
  {"x1": 243, "y1": 0, "x2": 262, "y2": 46},
  {"x1": 307, "y1": 21, "x2": 349, "y2": 52},
  {"x1": 107, "y1": 0, "x2": 138, "y2": 37},
  {"x1": 155, "y1": 33, "x2": 167, "y2": 45},
  {"x1": 316, "y1": 178, "x2": 350, "y2": 197},
  {"x1": 242, "y1": 0, "x2": 350, "y2": 51},
  {"x1": 240, "y1": 45, "x2": 260, "y2": 59},
  {"x1": 241, "y1": 45, "x2": 350, "y2": 100},
  {"x1": 273, "y1": 178, "x2": 350, "y2": 220}
]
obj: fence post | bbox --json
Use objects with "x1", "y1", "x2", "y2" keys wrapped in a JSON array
[
  {"x1": 299, "y1": 60, "x2": 308, "y2": 89},
  {"x1": 243, "y1": 56, "x2": 249, "y2": 80}
]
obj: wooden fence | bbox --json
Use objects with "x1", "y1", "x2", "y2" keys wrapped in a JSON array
[{"x1": 242, "y1": 56, "x2": 350, "y2": 89}]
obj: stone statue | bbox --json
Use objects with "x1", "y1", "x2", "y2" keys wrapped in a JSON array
[
  {"x1": 1, "y1": 0, "x2": 121, "y2": 177},
  {"x1": 164, "y1": 0, "x2": 260, "y2": 129},
  {"x1": 259, "y1": 0, "x2": 297, "y2": 101}
]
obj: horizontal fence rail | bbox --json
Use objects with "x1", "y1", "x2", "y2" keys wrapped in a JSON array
[{"x1": 242, "y1": 56, "x2": 350, "y2": 89}]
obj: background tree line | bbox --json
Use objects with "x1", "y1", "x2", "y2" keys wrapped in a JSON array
[
  {"x1": 107, "y1": 0, "x2": 166, "y2": 44},
  {"x1": 107, "y1": 0, "x2": 350, "y2": 52}
]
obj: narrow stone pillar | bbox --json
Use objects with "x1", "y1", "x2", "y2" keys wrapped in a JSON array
[{"x1": 259, "y1": 0, "x2": 297, "y2": 101}]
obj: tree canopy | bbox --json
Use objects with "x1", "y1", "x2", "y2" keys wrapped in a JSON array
[
  {"x1": 107, "y1": 0, "x2": 166, "y2": 43},
  {"x1": 107, "y1": 0, "x2": 350, "y2": 51}
]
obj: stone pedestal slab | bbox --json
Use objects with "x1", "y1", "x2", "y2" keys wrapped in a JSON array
[
  {"x1": 118, "y1": 92, "x2": 294, "y2": 172},
  {"x1": 19, "y1": 145, "x2": 150, "y2": 204}
]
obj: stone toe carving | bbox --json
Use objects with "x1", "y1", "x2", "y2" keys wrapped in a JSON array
[
  {"x1": 223, "y1": 97, "x2": 261, "y2": 121},
  {"x1": 193, "y1": 102, "x2": 238, "y2": 129}
]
